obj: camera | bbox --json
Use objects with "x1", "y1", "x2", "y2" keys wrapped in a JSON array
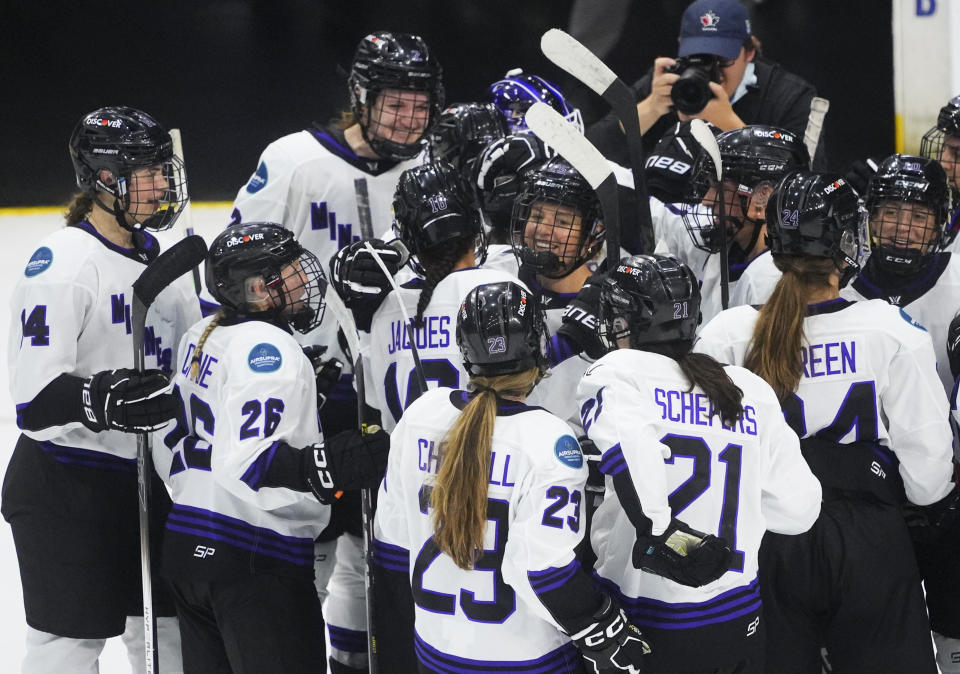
[{"x1": 665, "y1": 55, "x2": 722, "y2": 116}]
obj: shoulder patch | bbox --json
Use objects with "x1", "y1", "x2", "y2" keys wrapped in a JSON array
[
  {"x1": 245, "y1": 161, "x2": 268, "y2": 194},
  {"x1": 248, "y1": 342, "x2": 283, "y2": 373},
  {"x1": 899, "y1": 307, "x2": 927, "y2": 331},
  {"x1": 554, "y1": 435, "x2": 583, "y2": 469},
  {"x1": 24, "y1": 247, "x2": 53, "y2": 277}
]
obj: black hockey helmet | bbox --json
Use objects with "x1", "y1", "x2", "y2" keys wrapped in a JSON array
[
  {"x1": 474, "y1": 130, "x2": 551, "y2": 238},
  {"x1": 766, "y1": 171, "x2": 866, "y2": 287},
  {"x1": 510, "y1": 155, "x2": 605, "y2": 279},
  {"x1": 68, "y1": 106, "x2": 187, "y2": 231},
  {"x1": 645, "y1": 120, "x2": 721, "y2": 205},
  {"x1": 348, "y1": 31, "x2": 444, "y2": 160},
  {"x1": 206, "y1": 222, "x2": 327, "y2": 333},
  {"x1": 682, "y1": 125, "x2": 810, "y2": 253},
  {"x1": 429, "y1": 102, "x2": 507, "y2": 187},
  {"x1": 489, "y1": 69, "x2": 583, "y2": 134},
  {"x1": 921, "y1": 95, "x2": 960, "y2": 156},
  {"x1": 393, "y1": 160, "x2": 486, "y2": 275},
  {"x1": 865, "y1": 154, "x2": 951, "y2": 275},
  {"x1": 456, "y1": 281, "x2": 549, "y2": 378},
  {"x1": 598, "y1": 254, "x2": 701, "y2": 350}
]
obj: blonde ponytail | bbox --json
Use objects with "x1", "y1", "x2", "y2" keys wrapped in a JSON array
[{"x1": 189, "y1": 311, "x2": 224, "y2": 382}]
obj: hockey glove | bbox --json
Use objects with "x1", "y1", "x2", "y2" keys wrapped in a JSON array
[
  {"x1": 633, "y1": 518, "x2": 731, "y2": 587},
  {"x1": 475, "y1": 131, "x2": 550, "y2": 217},
  {"x1": 301, "y1": 345, "x2": 343, "y2": 410},
  {"x1": 572, "y1": 595, "x2": 651, "y2": 674},
  {"x1": 947, "y1": 312, "x2": 960, "y2": 381},
  {"x1": 302, "y1": 427, "x2": 390, "y2": 504},
  {"x1": 81, "y1": 368, "x2": 176, "y2": 433},
  {"x1": 843, "y1": 157, "x2": 880, "y2": 197},
  {"x1": 556, "y1": 272, "x2": 608, "y2": 360},
  {"x1": 329, "y1": 239, "x2": 406, "y2": 332},
  {"x1": 904, "y1": 482, "x2": 960, "y2": 546}
]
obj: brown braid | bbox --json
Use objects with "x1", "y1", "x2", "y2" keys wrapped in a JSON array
[
  {"x1": 65, "y1": 193, "x2": 94, "y2": 226},
  {"x1": 189, "y1": 311, "x2": 225, "y2": 382},
  {"x1": 414, "y1": 237, "x2": 474, "y2": 328}
]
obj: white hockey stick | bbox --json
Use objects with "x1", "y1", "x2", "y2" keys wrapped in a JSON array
[
  {"x1": 688, "y1": 119, "x2": 729, "y2": 309},
  {"x1": 540, "y1": 28, "x2": 654, "y2": 253},
  {"x1": 524, "y1": 102, "x2": 622, "y2": 270},
  {"x1": 169, "y1": 129, "x2": 202, "y2": 295}
]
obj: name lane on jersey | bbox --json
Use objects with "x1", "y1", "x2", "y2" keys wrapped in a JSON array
[
  {"x1": 418, "y1": 438, "x2": 516, "y2": 487},
  {"x1": 387, "y1": 315, "x2": 451, "y2": 354}
]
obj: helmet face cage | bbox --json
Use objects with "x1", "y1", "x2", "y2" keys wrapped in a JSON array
[
  {"x1": 597, "y1": 255, "x2": 701, "y2": 351},
  {"x1": 509, "y1": 158, "x2": 604, "y2": 278},
  {"x1": 456, "y1": 281, "x2": 549, "y2": 378},
  {"x1": 489, "y1": 70, "x2": 583, "y2": 134},
  {"x1": 392, "y1": 161, "x2": 486, "y2": 276},
  {"x1": 866, "y1": 155, "x2": 951, "y2": 275},
  {"x1": 348, "y1": 32, "x2": 444, "y2": 161},
  {"x1": 767, "y1": 172, "x2": 868, "y2": 287},
  {"x1": 69, "y1": 107, "x2": 188, "y2": 231}
]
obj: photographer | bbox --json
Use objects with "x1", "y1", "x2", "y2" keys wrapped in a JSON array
[{"x1": 587, "y1": 0, "x2": 826, "y2": 171}]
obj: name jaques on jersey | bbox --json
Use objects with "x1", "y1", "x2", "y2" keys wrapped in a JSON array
[
  {"x1": 9, "y1": 225, "x2": 200, "y2": 461},
  {"x1": 230, "y1": 128, "x2": 423, "y2": 365},
  {"x1": 361, "y1": 267, "x2": 519, "y2": 431},
  {"x1": 159, "y1": 315, "x2": 327, "y2": 581},
  {"x1": 695, "y1": 300, "x2": 954, "y2": 506},
  {"x1": 374, "y1": 387, "x2": 589, "y2": 671},
  {"x1": 576, "y1": 350, "x2": 820, "y2": 620}
]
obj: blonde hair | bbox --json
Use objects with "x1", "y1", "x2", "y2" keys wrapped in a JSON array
[
  {"x1": 431, "y1": 367, "x2": 542, "y2": 569},
  {"x1": 188, "y1": 311, "x2": 224, "y2": 382},
  {"x1": 744, "y1": 255, "x2": 837, "y2": 399}
]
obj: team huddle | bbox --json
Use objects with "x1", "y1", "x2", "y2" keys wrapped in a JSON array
[{"x1": 8, "y1": 3, "x2": 960, "y2": 674}]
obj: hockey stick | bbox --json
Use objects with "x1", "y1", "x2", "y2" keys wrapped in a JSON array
[
  {"x1": 540, "y1": 28, "x2": 654, "y2": 254},
  {"x1": 169, "y1": 130, "x2": 202, "y2": 296},
  {"x1": 131, "y1": 234, "x2": 208, "y2": 674},
  {"x1": 688, "y1": 119, "x2": 729, "y2": 310},
  {"x1": 803, "y1": 97, "x2": 830, "y2": 166},
  {"x1": 524, "y1": 102, "x2": 622, "y2": 271}
]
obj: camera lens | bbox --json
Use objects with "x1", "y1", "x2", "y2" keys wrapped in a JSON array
[{"x1": 670, "y1": 67, "x2": 714, "y2": 116}]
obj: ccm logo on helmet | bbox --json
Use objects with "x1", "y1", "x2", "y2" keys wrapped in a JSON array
[
  {"x1": 226, "y1": 232, "x2": 265, "y2": 247},
  {"x1": 754, "y1": 129, "x2": 795, "y2": 142},
  {"x1": 84, "y1": 117, "x2": 123, "y2": 128}
]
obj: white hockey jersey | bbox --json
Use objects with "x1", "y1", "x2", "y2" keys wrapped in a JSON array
[
  {"x1": 695, "y1": 299, "x2": 954, "y2": 506},
  {"x1": 374, "y1": 387, "x2": 589, "y2": 672},
  {"x1": 651, "y1": 198, "x2": 710, "y2": 278},
  {"x1": 231, "y1": 126, "x2": 421, "y2": 367},
  {"x1": 361, "y1": 266, "x2": 520, "y2": 431},
  {"x1": 727, "y1": 250, "x2": 781, "y2": 309},
  {"x1": 842, "y1": 252, "x2": 960, "y2": 396},
  {"x1": 576, "y1": 350, "x2": 820, "y2": 627},
  {"x1": 159, "y1": 315, "x2": 328, "y2": 581},
  {"x1": 8, "y1": 223, "x2": 200, "y2": 468}
]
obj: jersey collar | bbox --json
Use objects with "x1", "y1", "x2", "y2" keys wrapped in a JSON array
[
  {"x1": 70, "y1": 221, "x2": 159, "y2": 264},
  {"x1": 307, "y1": 123, "x2": 401, "y2": 175},
  {"x1": 449, "y1": 389, "x2": 546, "y2": 416},
  {"x1": 852, "y1": 252, "x2": 951, "y2": 307},
  {"x1": 806, "y1": 297, "x2": 855, "y2": 316},
  {"x1": 518, "y1": 266, "x2": 578, "y2": 310}
]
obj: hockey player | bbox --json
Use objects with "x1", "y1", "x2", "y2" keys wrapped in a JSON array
[
  {"x1": 428, "y1": 102, "x2": 506, "y2": 202},
  {"x1": 921, "y1": 94, "x2": 960, "y2": 250},
  {"x1": 2, "y1": 106, "x2": 196, "y2": 673},
  {"x1": 229, "y1": 31, "x2": 442, "y2": 671},
  {"x1": 577, "y1": 254, "x2": 821, "y2": 673},
  {"x1": 159, "y1": 222, "x2": 389, "y2": 673},
  {"x1": 840, "y1": 155, "x2": 960, "y2": 395},
  {"x1": 489, "y1": 69, "x2": 584, "y2": 134},
  {"x1": 695, "y1": 170, "x2": 955, "y2": 673},
  {"x1": 374, "y1": 280, "x2": 650, "y2": 673},
  {"x1": 680, "y1": 125, "x2": 809, "y2": 322}
]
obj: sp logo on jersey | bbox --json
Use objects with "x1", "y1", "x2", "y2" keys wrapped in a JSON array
[
  {"x1": 193, "y1": 545, "x2": 216, "y2": 559},
  {"x1": 248, "y1": 343, "x2": 283, "y2": 373},
  {"x1": 24, "y1": 247, "x2": 53, "y2": 277},
  {"x1": 554, "y1": 435, "x2": 583, "y2": 469},
  {"x1": 246, "y1": 161, "x2": 269, "y2": 194}
]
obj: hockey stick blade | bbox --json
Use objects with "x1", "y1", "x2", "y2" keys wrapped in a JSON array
[
  {"x1": 133, "y1": 235, "x2": 208, "y2": 309},
  {"x1": 541, "y1": 28, "x2": 654, "y2": 253},
  {"x1": 689, "y1": 119, "x2": 722, "y2": 181},
  {"x1": 524, "y1": 102, "x2": 622, "y2": 269},
  {"x1": 688, "y1": 119, "x2": 729, "y2": 309}
]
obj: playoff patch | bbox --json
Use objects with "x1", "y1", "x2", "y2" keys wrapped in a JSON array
[
  {"x1": 245, "y1": 161, "x2": 268, "y2": 194},
  {"x1": 24, "y1": 247, "x2": 53, "y2": 277},
  {"x1": 554, "y1": 435, "x2": 583, "y2": 469},
  {"x1": 248, "y1": 342, "x2": 282, "y2": 373}
]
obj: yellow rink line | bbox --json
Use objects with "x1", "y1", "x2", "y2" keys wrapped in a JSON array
[{"x1": 0, "y1": 202, "x2": 234, "y2": 216}]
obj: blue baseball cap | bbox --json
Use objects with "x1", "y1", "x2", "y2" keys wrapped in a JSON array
[{"x1": 678, "y1": 0, "x2": 752, "y2": 60}]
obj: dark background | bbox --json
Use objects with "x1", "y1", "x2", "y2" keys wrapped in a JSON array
[{"x1": 2, "y1": 0, "x2": 893, "y2": 207}]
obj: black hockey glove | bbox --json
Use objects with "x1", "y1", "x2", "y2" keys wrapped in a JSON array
[
  {"x1": 475, "y1": 131, "x2": 550, "y2": 217},
  {"x1": 904, "y1": 482, "x2": 960, "y2": 546},
  {"x1": 329, "y1": 239, "x2": 407, "y2": 332},
  {"x1": 947, "y1": 312, "x2": 960, "y2": 381},
  {"x1": 633, "y1": 518, "x2": 731, "y2": 587},
  {"x1": 557, "y1": 272, "x2": 608, "y2": 360},
  {"x1": 572, "y1": 595, "x2": 650, "y2": 674},
  {"x1": 843, "y1": 157, "x2": 880, "y2": 197},
  {"x1": 81, "y1": 368, "x2": 176, "y2": 433},
  {"x1": 302, "y1": 427, "x2": 390, "y2": 504},
  {"x1": 301, "y1": 345, "x2": 343, "y2": 410}
]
